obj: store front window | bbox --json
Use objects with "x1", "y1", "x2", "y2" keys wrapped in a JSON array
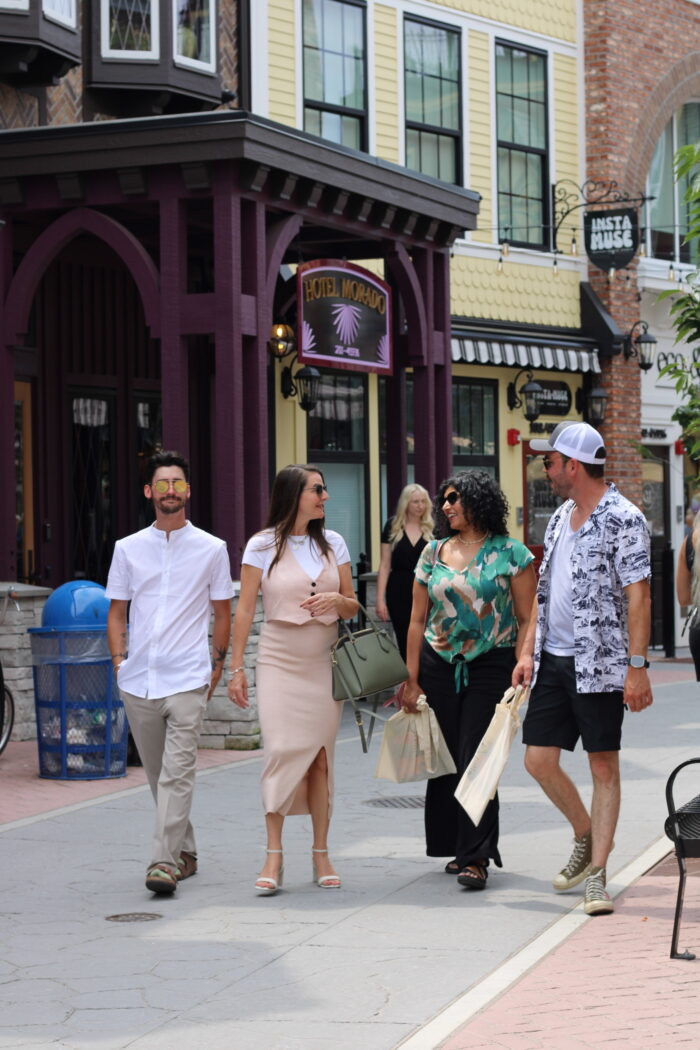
[
  {"x1": 452, "y1": 377, "x2": 498, "y2": 475},
  {"x1": 307, "y1": 369, "x2": 368, "y2": 570}
]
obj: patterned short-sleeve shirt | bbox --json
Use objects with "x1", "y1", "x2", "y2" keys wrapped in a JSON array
[
  {"x1": 533, "y1": 482, "x2": 651, "y2": 693},
  {"x1": 415, "y1": 534, "x2": 534, "y2": 676}
]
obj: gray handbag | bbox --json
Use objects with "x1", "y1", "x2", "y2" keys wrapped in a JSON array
[{"x1": 330, "y1": 604, "x2": 408, "y2": 752}]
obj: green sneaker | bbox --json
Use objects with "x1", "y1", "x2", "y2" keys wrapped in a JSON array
[
  {"x1": 552, "y1": 832, "x2": 592, "y2": 891},
  {"x1": 584, "y1": 866, "x2": 614, "y2": 915}
]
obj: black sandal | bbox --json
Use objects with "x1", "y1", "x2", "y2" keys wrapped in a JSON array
[
  {"x1": 444, "y1": 860, "x2": 460, "y2": 875},
  {"x1": 457, "y1": 862, "x2": 488, "y2": 890}
]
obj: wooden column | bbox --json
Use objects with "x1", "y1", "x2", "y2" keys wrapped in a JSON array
[
  {"x1": 0, "y1": 219, "x2": 16, "y2": 579},
  {"x1": 411, "y1": 248, "x2": 439, "y2": 494},
  {"x1": 212, "y1": 173, "x2": 246, "y2": 573},
  {"x1": 158, "y1": 192, "x2": 189, "y2": 458}
]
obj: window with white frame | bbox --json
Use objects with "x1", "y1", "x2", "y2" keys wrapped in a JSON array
[
  {"x1": 646, "y1": 102, "x2": 700, "y2": 267},
  {"x1": 0, "y1": 0, "x2": 29, "y2": 10},
  {"x1": 404, "y1": 17, "x2": 461, "y2": 184},
  {"x1": 101, "y1": 0, "x2": 159, "y2": 59},
  {"x1": 42, "y1": 0, "x2": 77, "y2": 29},
  {"x1": 496, "y1": 41, "x2": 548, "y2": 250},
  {"x1": 303, "y1": 0, "x2": 367, "y2": 151},
  {"x1": 174, "y1": 0, "x2": 215, "y2": 71}
]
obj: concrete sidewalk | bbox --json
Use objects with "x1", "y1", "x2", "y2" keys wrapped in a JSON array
[{"x1": 1, "y1": 658, "x2": 699, "y2": 1050}]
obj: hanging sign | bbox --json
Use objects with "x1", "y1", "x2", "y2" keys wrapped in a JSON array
[
  {"x1": 584, "y1": 207, "x2": 639, "y2": 272},
  {"x1": 297, "y1": 260, "x2": 393, "y2": 374}
]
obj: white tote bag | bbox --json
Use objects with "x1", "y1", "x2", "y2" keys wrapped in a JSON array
[
  {"x1": 374, "y1": 696, "x2": 456, "y2": 783},
  {"x1": 454, "y1": 684, "x2": 530, "y2": 825}
]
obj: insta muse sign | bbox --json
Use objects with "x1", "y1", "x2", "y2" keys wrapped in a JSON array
[
  {"x1": 297, "y1": 260, "x2": 393, "y2": 375},
  {"x1": 583, "y1": 207, "x2": 639, "y2": 272}
]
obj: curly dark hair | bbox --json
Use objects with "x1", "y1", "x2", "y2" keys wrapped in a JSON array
[{"x1": 433, "y1": 470, "x2": 510, "y2": 539}]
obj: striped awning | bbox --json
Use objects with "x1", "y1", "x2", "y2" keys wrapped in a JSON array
[{"x1": 451, "y1": 337, "x2": 601, "y2": 374}]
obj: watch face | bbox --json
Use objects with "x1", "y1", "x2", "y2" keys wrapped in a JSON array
[{"x1": 629, "y1": 655, "x2": 647, "y2": 668}]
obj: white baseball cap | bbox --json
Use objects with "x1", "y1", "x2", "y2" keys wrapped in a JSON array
[{"x1": 530, "y1": 421, "x2": 606, "y2": 464}]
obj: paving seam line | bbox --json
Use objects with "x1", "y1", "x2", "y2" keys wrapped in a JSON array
[
  {"x1": 0, "y1": 731, "x2": 364, "y2": 833},
  {"x1": 393, "y1": 835, "x2": 673, "y2": 1050}
]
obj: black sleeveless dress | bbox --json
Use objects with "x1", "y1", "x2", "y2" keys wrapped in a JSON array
[{"x1": 381, "y1": 518, "x2": 428, "y2": 661}]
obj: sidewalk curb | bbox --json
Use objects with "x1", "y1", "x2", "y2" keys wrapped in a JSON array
[{"x1": 394, "y1": 835, "x2": 673, "y2": 1050}]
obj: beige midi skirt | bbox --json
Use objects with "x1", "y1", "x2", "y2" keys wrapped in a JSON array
[{"x1": 257, "y1": 619, "x2": 342, "y2": 816}]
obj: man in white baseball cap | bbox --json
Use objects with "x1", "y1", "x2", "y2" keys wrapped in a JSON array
[{"x1": 513, "y1": 419, "x2": 652, "y2": 917}]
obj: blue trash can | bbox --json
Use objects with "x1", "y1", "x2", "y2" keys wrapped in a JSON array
[{"x1": 28, "y1": 581, "x2": 128, "y2": 780}]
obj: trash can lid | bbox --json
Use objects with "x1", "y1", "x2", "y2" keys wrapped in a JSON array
[{"x1": 41, "y1": 580, "x2": 110, "y2": 628}]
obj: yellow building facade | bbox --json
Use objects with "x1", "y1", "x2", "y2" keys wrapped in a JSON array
[{"x1": 252, "y1": 0, "x2": 592, "y2": 566}]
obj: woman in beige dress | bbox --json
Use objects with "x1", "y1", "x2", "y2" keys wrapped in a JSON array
[{"x1": 228, "y1": 464, "x2": 358, "y2": 894}]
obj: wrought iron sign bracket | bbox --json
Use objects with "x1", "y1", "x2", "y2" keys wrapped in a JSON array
[{"x1": 551, "y1": 179, "x2": 653, "y2": 254}]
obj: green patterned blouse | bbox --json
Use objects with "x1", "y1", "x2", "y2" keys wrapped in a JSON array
[{"x1": 414, "y1": 535, "x2": 534, "y2": 685}]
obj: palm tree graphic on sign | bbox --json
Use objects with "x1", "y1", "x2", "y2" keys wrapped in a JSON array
[
  {"x1": 302, "y1": 320, "x2": 317, "y2": 352},
  {"x1": 332, "y1": 303, "x2": 361, "y2": 344}
]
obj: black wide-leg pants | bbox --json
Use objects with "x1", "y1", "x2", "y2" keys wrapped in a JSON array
[{"x1": 419, "y1": 641, "x2": 515, "y2": 869}]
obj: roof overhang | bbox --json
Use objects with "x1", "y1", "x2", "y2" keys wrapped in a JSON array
[{"x1": 0, "y1": 111, "x2": 480, "y2": 251}]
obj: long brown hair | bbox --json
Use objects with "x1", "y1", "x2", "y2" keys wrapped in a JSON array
[{"x1": 264, "y1": 464, "x2": 332, "y2": 573}]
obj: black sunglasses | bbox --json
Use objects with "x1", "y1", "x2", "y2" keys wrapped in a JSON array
[
  {"x1": 443, "y1": 491, "x2": 460, "y2": 505},
  {"x1": 306, "y1": 484, "x2": 328, "y2": 496}
]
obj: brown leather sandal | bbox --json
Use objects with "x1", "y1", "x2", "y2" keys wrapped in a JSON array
[
  {"x1": 146, "y1": 864, "x2": 178, "y2": 894},
  {"x1": 457, "y1": 862, "x2": 488, "y2": 890},
  {"x1": 444, "y1": 860, "x2": 460, "y2": 875},
  {"x1": 176, "y1": 851, "x2": 198, "y2": 881}
]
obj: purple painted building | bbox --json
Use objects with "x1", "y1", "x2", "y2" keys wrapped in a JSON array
[{"x1": 0, "y1": 110, "x2": 479, "y2": 583}]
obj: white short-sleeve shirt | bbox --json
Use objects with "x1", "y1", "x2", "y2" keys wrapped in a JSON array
[
  {"x1": 106, "y1": 521, "x2": 234, "y2": 699},
  {"x1": 242, "y1": 529, "x2": 350, "y2": 577}
]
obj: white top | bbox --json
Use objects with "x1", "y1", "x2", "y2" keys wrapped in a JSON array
[
  {"x1": 543, "y1": 506, "x2": 577, "y2": 656},
  {"x1": 105, "y1": 521, "x2": 234, "y2": 699},
  {"x1": 242, "y1": 529, "x2": 350, "y2": 577}
]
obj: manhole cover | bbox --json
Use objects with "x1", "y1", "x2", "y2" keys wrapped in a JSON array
[
  {"x1": 105, "y1": 913, "x2": 163, "y2": 923},
  {"x1": 364, "y1": 796, "x2": 424, "y2": 809}
]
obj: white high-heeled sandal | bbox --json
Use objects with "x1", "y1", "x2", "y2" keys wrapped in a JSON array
[
  {"x1": 256, "y1": 849, "x2": 284, "y2": 895},
  {"x1": 312, "y1": 848, "x2": 341, "y2": 889}
]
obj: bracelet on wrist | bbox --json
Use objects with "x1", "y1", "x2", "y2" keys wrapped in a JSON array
[{"x1": 229, "y1": 666, "x2": 245, "y2": 675}]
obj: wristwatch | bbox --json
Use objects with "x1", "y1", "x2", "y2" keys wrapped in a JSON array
[{"x1": 627, "y1": 655, "x2": 650, "y2": 669}]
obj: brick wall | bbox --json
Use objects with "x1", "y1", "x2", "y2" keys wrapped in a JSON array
[{"x1": 583, "y1": 0, "x2": 700, "y2": 507}]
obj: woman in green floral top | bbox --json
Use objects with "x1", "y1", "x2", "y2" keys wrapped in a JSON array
[{"x1": 403, "y1": 471, "x2": 536, "y2": 890}]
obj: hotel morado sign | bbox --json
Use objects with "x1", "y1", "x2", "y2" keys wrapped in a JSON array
[{"x1": 297, "y1": 260, "x2": 393, "y2": 374}]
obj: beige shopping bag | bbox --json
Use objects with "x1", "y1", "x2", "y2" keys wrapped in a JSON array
[
  {"x1": 454, "y1": 684, "x2": 530, "y2": 824},
  {"x1": 374, "y1": 696, "x2": 456, "y2": 783}
]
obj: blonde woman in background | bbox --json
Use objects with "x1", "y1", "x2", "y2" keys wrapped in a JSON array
[
  {"x1": 376, "y1": 484, "x2": 434, "y2": 660},
  {"x1": 676, "y1": 509, "x2": 700, "y2": 680}
]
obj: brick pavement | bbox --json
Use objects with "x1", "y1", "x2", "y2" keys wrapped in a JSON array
[
  {"x1": 433, "y1": 655, "x2": 700, "y2": 1050},
  {"x1": 440, "y1": 855, "x2": 700, "y2": 1050},
  {"x1": 0, "y1": 740, "x2": 259, "y2": 825}
]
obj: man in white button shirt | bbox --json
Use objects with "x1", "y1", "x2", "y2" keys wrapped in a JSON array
[{"x1": 106, "y1": 451, "x2": 234, "y2": 895}]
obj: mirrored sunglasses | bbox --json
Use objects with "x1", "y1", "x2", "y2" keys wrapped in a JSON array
[{"x1": 153, "y1": 479, "x2": 188, "y2": 495}]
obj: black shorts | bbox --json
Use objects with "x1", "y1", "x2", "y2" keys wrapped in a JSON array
[{"x1": 522, "y1": 651, "x2": 624, "y2": 753}]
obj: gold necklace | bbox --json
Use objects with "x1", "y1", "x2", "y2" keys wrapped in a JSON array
[{"x1": 454, "y1": 532, "x2": 487, "y2": 547}]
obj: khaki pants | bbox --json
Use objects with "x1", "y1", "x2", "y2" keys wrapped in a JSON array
[{"x1": 120, "y1": 686, "x2": 208, "y2": 869}]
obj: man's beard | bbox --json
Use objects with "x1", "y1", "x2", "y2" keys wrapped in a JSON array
[{"x1": 156, "y1": 499, "x2": 184, "y2": 515}]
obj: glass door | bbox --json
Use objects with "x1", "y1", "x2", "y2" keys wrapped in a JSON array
[
  {"x1": 307, "y1": 369, "x2": 369, "y2": 573},
  {"x1": 70, "y1": 393, "x2": 115, "y2": 583}
]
